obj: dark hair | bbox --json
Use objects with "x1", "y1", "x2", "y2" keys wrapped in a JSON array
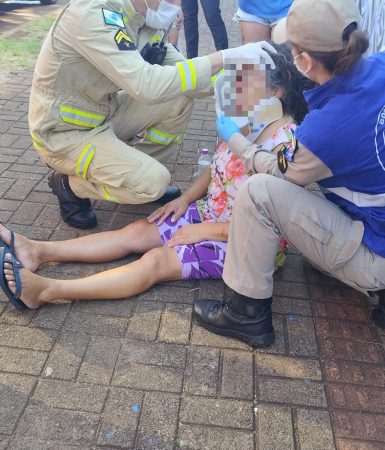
[
  {"x1": 296, "y1": 23, "x2": 369, "y2": 76},
  {"x1": 265, "y1": 43, "x2": 316, "y2": 124}
]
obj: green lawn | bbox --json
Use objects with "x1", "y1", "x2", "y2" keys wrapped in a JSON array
[{"x1": 0, "y1": 15, "x2": 56, "y2": 78}]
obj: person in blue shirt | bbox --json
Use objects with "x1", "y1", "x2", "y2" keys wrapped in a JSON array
[
  {"x1": 193, "y1": 0, "x2": 385, "y2": 347},
  {"x1": 235, "y1": 0, "x2": 293, "y2": 43}
]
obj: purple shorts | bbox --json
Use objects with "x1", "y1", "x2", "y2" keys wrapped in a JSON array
[{"x1": 157, "y1": 202, "x2": 227, "y2": 280}]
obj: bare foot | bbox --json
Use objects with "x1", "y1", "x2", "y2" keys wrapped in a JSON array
[
  {"x1": 3, "y1": 255, "x2": 50, "y2": 309},
  {"x1": 0, "y1": 223, "x2": 42, "y2": 272}
]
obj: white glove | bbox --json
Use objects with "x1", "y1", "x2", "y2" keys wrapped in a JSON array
[{"x1": 221, "y1": 41, "x2": 277, "y2": 69}]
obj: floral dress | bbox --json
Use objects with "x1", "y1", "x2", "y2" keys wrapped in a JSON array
[{"x1": 157, "y1": 120, "x2": 296, "y2": 280}]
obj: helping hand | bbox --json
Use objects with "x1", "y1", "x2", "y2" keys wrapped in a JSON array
[
  {"x1": 221, "y1": 41, "x2": 277, "y2": 69},
  {"x1": 216, "y1": 116, "x2": 241, "y2": 142},
  {"x1": 167, "y1": 224, "x2": 208, "y2": 247},
  {"x1": 147, "y1": 195, "x2": 190, "y2": 225}
]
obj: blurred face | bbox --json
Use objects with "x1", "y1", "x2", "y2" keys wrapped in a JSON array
[{"x1": 233, "y1": 64, "x2": 274, "y2": 115}]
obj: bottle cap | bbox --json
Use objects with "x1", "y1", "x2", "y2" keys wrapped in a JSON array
[{"x1": 201, "y1": 148, "x2": 209, "y2": 154}]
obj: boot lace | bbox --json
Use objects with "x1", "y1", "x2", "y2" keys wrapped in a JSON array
[{"x1": 209, "y1": 301, "x2": 229, "y2": 312}]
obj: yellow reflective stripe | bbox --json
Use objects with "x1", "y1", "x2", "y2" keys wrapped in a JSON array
[
  {"x1": 174, "y1": 134, "x2": 184, "y2": 144},
  {"x1": 151, "y1": 35, "x2": 162, "y2": 42},
  {"x1": 75, "y1": 144, "x2": 95, "y2": 180},
  {"x1": 31, "y1": 133, "x2": 48, "y2": 152},
  {"x1": 59, "y1": 106, "x2": 106, "y2": 128},
  {"x1": 30, "y1": 132, "x2": 42, "y2": 143},
  {"x1": 176, "y1": 60, "x2": 197, "y2": 92},
  {"x1": 211, "y1": 68, "x2": 224, "y2": 85},
  {"x1": 187, "y1": 59, "x2": 197, "y2": 90},
  {"x1": 176, "y1": 62, "x2": 187, "y2": 92},
  {"x1": 32, "y1": 142, "x2": 47, "y2": 153},
  {"x1": 60, "y1": 106, "x2": 105, "y2": 121},
  {"x1": 101, "y1": 186, "x2": 120, "y2": 203}
]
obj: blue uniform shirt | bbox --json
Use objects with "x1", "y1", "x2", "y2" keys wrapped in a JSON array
[
  {"x1": 238, "y1": 0, "x2": 292, "y2": 19},
  {"x1": 295, "y1": 53, "x2": 385, "y2": 257}
]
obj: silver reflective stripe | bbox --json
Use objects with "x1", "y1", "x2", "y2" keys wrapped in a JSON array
[
  {"x1": 59, "y1": 106, "x2": 105, "y2": 128},
  {"x1": 323, "y1": 186, "x2": 385, "y2": 207}
]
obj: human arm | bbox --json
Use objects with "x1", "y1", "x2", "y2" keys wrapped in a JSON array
[
  {"x1": 71, "y1": 8, "x2": 277, "y2": 104},
  {"x1": 216, "y1": 116, "x2": 332, "y2": 186},
  {"x1": 228, "y1": 133, "x2": 332, "y2": 186},
  {"x1": 147, "y1": 166, "x2": 212, "y2": 224},
  {"x1": 167, "y1": 221, "x2": 229, "y2": 246}
]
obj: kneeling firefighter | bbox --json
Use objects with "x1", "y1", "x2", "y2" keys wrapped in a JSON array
[{"x1": 29, "y1": 0, "x2": 274, "y2": 228}]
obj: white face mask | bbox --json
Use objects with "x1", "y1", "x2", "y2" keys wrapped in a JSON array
[
  {"x1": 144, "y1": 0, "x2": 180, "y2": 29},
  {"x1": 294, "y1": 53, "x2": 310, "y2": 78}
]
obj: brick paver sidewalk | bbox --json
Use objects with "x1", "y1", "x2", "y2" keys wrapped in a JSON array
[{"x1": 1, "y1": 1, "x2": 385, "y2": 449}]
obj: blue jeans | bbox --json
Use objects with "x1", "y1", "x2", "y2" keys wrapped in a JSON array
[{"x1": 182, "y1": 0, "x2": 228, "y2": 58}]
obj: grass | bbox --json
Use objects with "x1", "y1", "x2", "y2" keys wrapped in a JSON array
[{"x1": 0, "y1": 15, "x2": 56, "y2": 78}]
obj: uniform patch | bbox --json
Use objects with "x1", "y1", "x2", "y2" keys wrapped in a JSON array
[
  {"x1": 114, "y1": 30, "x2": 136, "y2": 51},
  {"x1": 102, "y1": 9, "x2": 125, "y2": 28},
  {"x1": 285, "y1": 129, "x2": 299, "y2": 162},
  {"x1": 277, "y1": 145, "x2": 288, "y2": 173}
]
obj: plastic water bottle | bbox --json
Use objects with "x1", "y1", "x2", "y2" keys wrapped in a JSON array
[{"x1": 193, "y1": 148, "x2": 211, "y2": 178}]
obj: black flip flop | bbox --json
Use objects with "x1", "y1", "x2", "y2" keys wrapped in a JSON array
[
  {"x1": 0, "y1": 222, "x2": 15, "y2": 254},
  {"x1": 0, "y1": 247, "x2": 28, "y2": 310}
]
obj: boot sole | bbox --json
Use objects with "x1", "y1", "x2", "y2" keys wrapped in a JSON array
[
  {"x1": 193, "y1": 313, "x2": 275, "y2": 348},
  {"x1": 48, "y1": 176, "x2": 97, "y2": 230}
]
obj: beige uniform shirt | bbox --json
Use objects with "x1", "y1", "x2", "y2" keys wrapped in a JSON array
[
  {"x1": 228, "y1": 133, "x2": 333, "y2": 186},
  {"x1": 29, "y1": 0, "x2": 212, "y2": 142}
]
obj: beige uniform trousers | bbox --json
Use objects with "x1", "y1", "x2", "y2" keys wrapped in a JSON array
[
  {"x1": 42, "y1": 91, "x2": 193, "y2": 205},
  {"x1": 223, "y1": 174, "x2": 385, "y2": 299}
]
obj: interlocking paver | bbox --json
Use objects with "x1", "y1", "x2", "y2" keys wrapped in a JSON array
[
  {"x1": 135, "y1": 392, "x2": 179, "y2": 449},
  {"x1": 256, "y1": 353, "x2": 322, "y2": 380},
  {"x1": 77, "y1": 336, "x2": 121, "y2": 385},
  {"x1": 296, "y1": 408, "x2": 335, "y2": 450},
  {"x1": 158, "y1": 303, "x2": 192, "y2": 344},
  {"x1": 258, "y1": 377, "x2": 327, "y2": 407},
  {"x1": 180, "y1": 396, "x2": 254, "y2": 429},
  {"x1": 0, "y1": 373, "x2": 36, "y2": 434},
  {"x1": 256, "y1": 404, "x2": 295, "y2": 450},
  {"x1": 220, "y1": 349, "x2": 253, "y2": 399},
  {"x1": 178, "y1": 424, "x2": 254, "y2": 450},
  {"x1": 0, "y1": 1, "x2": 384, "y2": 448},
  {"x1": 97, "y1": 388, "x2": 143, "y2": 447},
  {"x1": 15, "y1": 405, "x2": 99, "y2": 444},
  {"x1": 183, "y1": 346, "x2": 219, "y2": 396},
  {"x1": 0, "y1": 345, "x2": 47, "y2": 375},
  {"x1": 32, "y1": 378, "x2": 108, "y2": 412}
]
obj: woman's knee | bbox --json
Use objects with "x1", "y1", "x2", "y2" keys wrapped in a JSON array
[{"x1": 140, "y1": 247, "x2": 182, "y2": 280}]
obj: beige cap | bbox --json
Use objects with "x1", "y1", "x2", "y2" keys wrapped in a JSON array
[{"x1": 272, "y1": 0, "x2": 361, "y2": 51}]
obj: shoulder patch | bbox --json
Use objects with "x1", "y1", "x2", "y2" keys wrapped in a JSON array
[
  {"x1": 102, "y1": 9, "x2": 125, "y2": 28},
  {"x1": 285, "y1": 129, "x2": 299, "y2": 162},
  {"x1": 114, "y1": 29, "x2": 136, "y2": 51},
  {"x1": 277, "y1": 145, "x2": 288, "y2": 173}
]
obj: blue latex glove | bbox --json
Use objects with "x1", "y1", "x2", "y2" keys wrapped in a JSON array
[{"x1": 216, "y1": 116, "x2": 241, "y2": 142}]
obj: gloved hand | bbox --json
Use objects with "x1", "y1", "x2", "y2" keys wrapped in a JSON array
[
  {"x1": 216, "y1": 116, "x2": 241, "y2": 142},
  {"x1": 221, "y1": 41, "x2": 277, "y2": 69}
]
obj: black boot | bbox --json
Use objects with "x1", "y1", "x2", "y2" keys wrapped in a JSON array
[
  {"x1": 155, "y1": 186, "x2": 182, "y2": 205},
  {"x1": 371, "y1": 290, "x2": 385, "y2": 328},
  {"x1": 48, "y1": 172, "x2": 97, "y2": 229},
  {"x1": 193, "y1": 291, "x2": 275, "y2": 348}
]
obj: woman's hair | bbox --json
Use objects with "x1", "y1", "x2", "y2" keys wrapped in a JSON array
[
  {"x1": 295, "y1": 23, "x2": 369, "y2": 76},
  {"x1": 265, "y1": 43, "x2": 316, "y2": 124}
]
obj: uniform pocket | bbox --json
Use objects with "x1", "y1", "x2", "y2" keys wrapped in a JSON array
[{"x1": 292, "y1": 210, "x2": 364, "y2": 270}]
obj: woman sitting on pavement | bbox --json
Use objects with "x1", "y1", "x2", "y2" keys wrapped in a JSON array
[{"x1": 0, "y1": 44, "x2": 312, "y2": 310}]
